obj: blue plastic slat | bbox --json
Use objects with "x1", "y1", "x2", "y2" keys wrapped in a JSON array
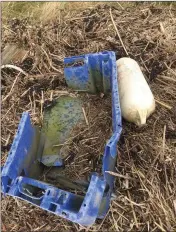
[{"x1": 1, "y1": 113, "x2": 40, "y2": 192}]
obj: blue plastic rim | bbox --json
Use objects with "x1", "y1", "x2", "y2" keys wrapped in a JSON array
[{"x1": 1, "y1": 51, "x2": 122, "y2": 226}]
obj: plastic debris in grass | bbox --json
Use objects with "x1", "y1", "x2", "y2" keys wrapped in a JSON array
[{"x1": 1, "y1": 51, "x2": 122, "y2": 226}]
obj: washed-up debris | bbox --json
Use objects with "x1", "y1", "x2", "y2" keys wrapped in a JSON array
[
  {"x1": 117, "y1": 58, "x2": 155, "y2": 126},
  {"x1": 1, "y1": 51, "x2": 122, "y2": 226}
]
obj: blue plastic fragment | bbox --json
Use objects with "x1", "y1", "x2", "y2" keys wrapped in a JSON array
[
  {"x1": 1, "y1": 51, "x2": 122, "y2": 226},
  {"x1": 64, "y1": 52, "x2": 111, "y2": 93}
]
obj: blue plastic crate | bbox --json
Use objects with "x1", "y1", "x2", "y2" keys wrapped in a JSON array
[{"x1": 1, "y1": 51, "x2": 122, "y2": 226}]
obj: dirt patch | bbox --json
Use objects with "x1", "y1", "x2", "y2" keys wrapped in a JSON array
[{"x1": 1, "y1": 2, "x2": 176, "y2": 231}]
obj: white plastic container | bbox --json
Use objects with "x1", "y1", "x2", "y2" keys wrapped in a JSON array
[{"x1": 116, "y1": 57, "x2": 155, "y2": 126}]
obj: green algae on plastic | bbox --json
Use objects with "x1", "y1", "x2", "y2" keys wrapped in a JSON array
[{"x1": 40, "y1": 95, "x2": 84, "y2": 166}]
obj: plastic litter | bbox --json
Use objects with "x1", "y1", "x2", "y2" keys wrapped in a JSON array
[
  {"x1": 1, "y1": 51, "x2": 122, "y2": 226},
  {"x1": 116, "y1": 57, "x2": 155, "y2": 126}
]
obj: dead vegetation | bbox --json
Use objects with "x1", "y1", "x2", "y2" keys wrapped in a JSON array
[
  {"x1": 1, "y1": 2, "x2": 176, "y2": 231},
  {"x1": 62, "y1": 94, "x2": 112, "y2": 180}
]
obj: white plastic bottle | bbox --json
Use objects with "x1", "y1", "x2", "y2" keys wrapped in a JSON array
[{"x1": 116, "y1": 57, "x2": 155, "y2": 126}]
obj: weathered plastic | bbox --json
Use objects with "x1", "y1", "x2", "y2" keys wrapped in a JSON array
[
  {"x1": 116, "y1": 57, "x2": 155, "y2": 125},
  {"x1": 1, "y1": 51, "x2": 122, "y2": 226},
  {"x1": 39, "y1": 96, "x2": 84, "y2": 167}
]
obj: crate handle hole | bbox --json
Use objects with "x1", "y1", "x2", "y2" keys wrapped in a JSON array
[
  {"x1": 62, "y1": 212, "x2": 67, "y2": 216},
  {"x1": 47, "y1": 190, "x2": 50, "y2": 195}
]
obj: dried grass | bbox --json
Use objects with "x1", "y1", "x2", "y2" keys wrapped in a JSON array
[
  {"x1": 62, "y1": 94, "x2": 112, "y2": 180},
  {"x1": 1, "y1": 2, "x2": 176, "y2": 231}
]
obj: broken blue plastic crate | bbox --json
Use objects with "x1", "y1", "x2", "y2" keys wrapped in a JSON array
[{"x1": 1, "y1": 51, "x2": 122, "y2": 226}]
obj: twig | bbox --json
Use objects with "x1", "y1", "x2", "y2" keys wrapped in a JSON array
[
  {"x1": 5, "y1": 134, "x2": 11, "y2": 146},
  {"x1": 155, "y1": 99, "x2": 172, "y2": 110},
  {"x1": 164, "y1": 62, "x2": 176, "y2": 77},
  {"x1": 110, "y1": 8, "x2": 129, "y2": 56},
  {"x1": 50, "y1": 91, "x2": 53, "y2": 101},
  {"x1": 162, "y1": 125, "x2": 166, "y2": 156},
  {"x1": 33, "y1": 91, "x2": 36, "y2": 115},
  {"x1": 106, "y1": 171, "x2": 132, "y2": 179},
  {"x1": 124, "y1": 196, "x2": 145, "y2": 207},
  {"x1": 33, "y1": 223, "x2": 48, "y2": 231},
  {"x1": 112, "y1": 201, "x2": 125, "y2": 211},
  {"x1": 82, "y1": 107, "x2": 89, "y2": 126},
  {"x1": 97, "y1": 209, "x2": 110, "y2": 231},
  {"x1": 154, "y1": 222, "x2": 166, "y2": 232},
  {"x1": 127, "y1": 191, "x2": 139, "y2": 229},
  {"x1": 81, "y1": 136, "x2": 99, "y2": 143},
  {"x1": 173, "y1": 199, "x2": 176, "y2": 215},
  {"x1": 53, "y1": 142, "x2": 70, "y2": 147},
  {"x1": 159, "y1": 22, "x2": 165, "y2": 34},
  {"x1": 1, "y1": 103, "x2": 14, "y2": 120},
  {"x1": 40, "y1": 91, "x2": 44, "y2": 121},
  {"x1": 2, "y1": 72, "x2": 21, "y2": 102},
  {"x1": 53, "y1": 122, "x2": 96, "y2": 148},
  {"x1": 116, "y1": 2, "x2": 124, "y2": 10},
  {"x1": 21, "y1": 88, "x2": 31, "y2": 97},
  {"x1": 159, "y1": 75, "x2": 176, "y2": 82},
  {"x1": 1, "y1": 64, "x2": 28, "y2": 76},
  {"x1": 41, "y1": 46, "x2": 62, "y2": 73},
  {"x1": 140, "y1": 56, "x2": 150, "y2": 73},
  {"x1": 110, "y1": 204, "x2": 121, "y2": 231}
]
